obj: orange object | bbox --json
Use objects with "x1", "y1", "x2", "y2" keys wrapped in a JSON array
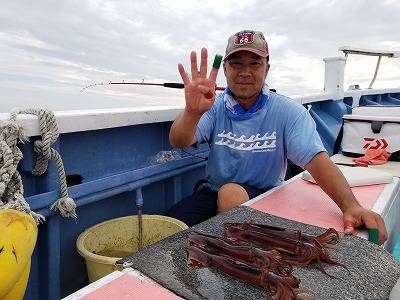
[{"x1": 353, "y1": 149, "x2": 391, "y2": 166}]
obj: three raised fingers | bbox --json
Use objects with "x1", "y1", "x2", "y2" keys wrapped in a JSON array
[{"x1": 179, "y1": 48, "x2": 220, "y2": 85}]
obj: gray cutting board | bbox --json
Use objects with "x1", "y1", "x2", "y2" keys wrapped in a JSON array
[{"x1": 121, "y1": 206, "x2": 400, "y2": 300}]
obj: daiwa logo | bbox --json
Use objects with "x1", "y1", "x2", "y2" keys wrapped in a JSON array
[{"x1": 363, "y1": 138, "x2": 388, "y2": 150}]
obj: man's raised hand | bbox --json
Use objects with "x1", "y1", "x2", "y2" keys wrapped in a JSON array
[{"x1": 178, "y1": 48, "x2": 221, "y2": 116}]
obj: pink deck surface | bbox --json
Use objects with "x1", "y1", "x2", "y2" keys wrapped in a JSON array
[
  {"x1": 81, "y1": 273, "x2": 183, "y2": 300},
  {"x1": 250, "y1": 178, "x2": 385, "y2": 232}
]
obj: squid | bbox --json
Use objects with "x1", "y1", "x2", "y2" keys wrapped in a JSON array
[
  {"x1": 186, "y1": 243, "x2": 310, "y2": 300},
  {"x1": 187, "y1": 232, "x2": 300, "y2": 288},
  {"x1": 223, "y1": 223, "x2": 347, "y2": 276}
]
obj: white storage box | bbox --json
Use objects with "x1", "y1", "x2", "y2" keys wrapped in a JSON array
[
  {"x1": 352, "y1": 105, "x2": 400, "y2": 117},
  {"x1": 341, "y1": 114, "x2": 400, "y2": 161}
]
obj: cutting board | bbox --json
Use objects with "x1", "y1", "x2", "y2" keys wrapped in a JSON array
[{"x1": 120, "y1": 206, "x2": 400, "y2": 300}]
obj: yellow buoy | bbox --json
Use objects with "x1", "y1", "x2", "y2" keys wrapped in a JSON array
[{"x1": 0, "y1": 209, "x2": 38, "y2": 300}]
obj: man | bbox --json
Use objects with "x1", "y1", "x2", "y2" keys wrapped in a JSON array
[{"x1": 167, "y1": 30, "x2": 387, "y2": 245}]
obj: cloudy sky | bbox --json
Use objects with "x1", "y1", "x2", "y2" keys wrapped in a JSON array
[{"x1": 1, "y1": 0, "x2": 399, "y2": 112}]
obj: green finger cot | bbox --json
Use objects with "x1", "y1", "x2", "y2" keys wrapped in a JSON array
[
  {"x1": 212, "y1": 54, "x2": 223, "y2": 69},
  {"x1": 368, "y1": 228, "x2": 379, "y2": 245}
]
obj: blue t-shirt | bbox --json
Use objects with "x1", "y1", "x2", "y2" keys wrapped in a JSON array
[{"x1": 195, "y1": 91, "x2": 326, "y2": 191}]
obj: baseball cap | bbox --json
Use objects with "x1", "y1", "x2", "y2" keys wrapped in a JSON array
[{"x1": 224, "y1": 30, "x2": 269, "y2": 61}]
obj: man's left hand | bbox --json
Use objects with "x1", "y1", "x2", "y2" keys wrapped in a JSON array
[
  {"x1": 305, "y1": 152, "x2": 388, "y2": 246},
  {"x1": 342, "y1": 205, "x2": 388, "y2": 245}
]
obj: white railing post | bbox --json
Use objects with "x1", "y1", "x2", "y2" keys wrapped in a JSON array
[{"x1": 323, "y1": 57, "x2": 346, "y2": 100}]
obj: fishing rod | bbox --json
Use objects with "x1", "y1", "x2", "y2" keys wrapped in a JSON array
[{"x1": 80, "y1": 81, "x2": 226, "y2": 92}]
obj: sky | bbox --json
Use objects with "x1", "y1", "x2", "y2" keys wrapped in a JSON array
[{"x1": 1, "y1": 0, "x2": 400, "y2": 112}]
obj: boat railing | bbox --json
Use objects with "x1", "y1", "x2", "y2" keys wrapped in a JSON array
[{"x1": 339, "y1": 46, "x2": 400, "y2": 89}]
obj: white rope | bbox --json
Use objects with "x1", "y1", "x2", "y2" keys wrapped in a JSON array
[
  {"x1": 0, "y1": 108, "x2": 77, "y2": 221},
  {"x1": 0, "y1": 109, "x2": 44, "y2": 223}
]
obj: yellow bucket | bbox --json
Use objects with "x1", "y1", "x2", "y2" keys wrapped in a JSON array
[{"x1": 76, "y1": 215, "x2": 188, "y2": 283}]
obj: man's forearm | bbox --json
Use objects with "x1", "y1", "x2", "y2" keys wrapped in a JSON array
[
  {"x1": 305, "y1": 152, "x2": 361, "y2": 212},
  {"x1": 169, "y1": 110, "x2": 202, "y2": 148}
]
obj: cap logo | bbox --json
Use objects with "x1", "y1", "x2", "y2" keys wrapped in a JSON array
[{"x1": 234, "y1": 31, "x2": 254, "y2": 45}]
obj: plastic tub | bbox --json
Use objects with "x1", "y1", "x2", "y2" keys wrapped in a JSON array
[{"x1": 76, "y1": 215, "x2": 188, "y2": 283}]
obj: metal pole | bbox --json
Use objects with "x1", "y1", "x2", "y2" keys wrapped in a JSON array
[
  {"x1": 368, "y1": 55, "x2": 382, "y2": 89},
  {"x1": 135, "y1": 188, "x2": 144, "y2": 250}
]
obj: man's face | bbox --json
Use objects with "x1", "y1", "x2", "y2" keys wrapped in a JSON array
[{"x1": 223, "y1": 51, "x2": 269, "y2": 109}]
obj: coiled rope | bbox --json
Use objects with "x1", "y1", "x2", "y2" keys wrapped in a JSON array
[{"x1": 0, "y1": 108, "x2": 77, "y2": 222}]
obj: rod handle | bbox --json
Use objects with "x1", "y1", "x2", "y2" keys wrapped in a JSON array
[{"x1": 163, "y1": 82, "x2": 185, "y2": 89}]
